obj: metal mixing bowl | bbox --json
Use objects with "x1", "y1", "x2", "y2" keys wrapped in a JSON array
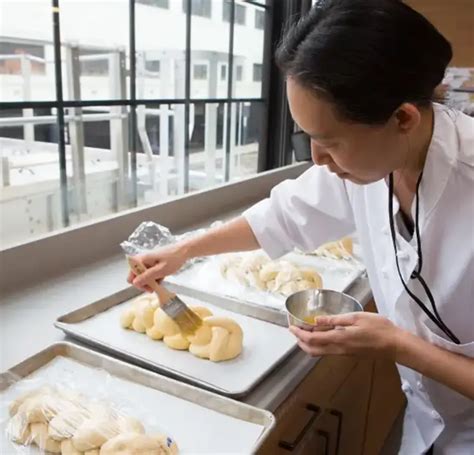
[{"x1": 285, "y1": 288, "x2": 363, "y2": 330}]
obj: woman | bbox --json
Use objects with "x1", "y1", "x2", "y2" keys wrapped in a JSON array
[{"x1": 129, "y1": 1, "x2": 474, "y2": 453}]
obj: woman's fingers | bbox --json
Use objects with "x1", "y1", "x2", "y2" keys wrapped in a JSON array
[
  {"x1": 316, "y1": 312, "x2": 360, "y2": 327},
  {"x1": 133, "y1": 263, "x2": 164, "y2": 288}
]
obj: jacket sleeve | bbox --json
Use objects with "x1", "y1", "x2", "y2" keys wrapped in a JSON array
[{"x1": 243, "y1": 165, "x2": 356, "y2": 259}]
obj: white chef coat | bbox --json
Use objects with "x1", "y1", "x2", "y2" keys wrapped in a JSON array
[{"x1": 243, "y1": 104, "x2": 474, "y2": 455}]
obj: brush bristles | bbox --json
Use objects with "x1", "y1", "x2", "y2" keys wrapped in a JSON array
[{"x1": 174, "y1": 308, "x2": 203, "y2": 335}]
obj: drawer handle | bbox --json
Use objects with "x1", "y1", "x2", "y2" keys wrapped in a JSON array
[
  {"x1": 317, "y1": 429, "x2": 330, "y2": 455},
  {"x1": 328, "y1": 409, "x2": 343, "y2": 454},
  {"x1": 278, "y1": 404, "x2": 321, "y2": 451}
]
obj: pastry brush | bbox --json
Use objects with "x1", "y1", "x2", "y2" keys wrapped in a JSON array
[{"x1": 127, "y1": 255, "x2": 202, "y2": 335}]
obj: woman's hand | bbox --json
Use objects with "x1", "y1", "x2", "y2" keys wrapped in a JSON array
[
  {"x1": 127, "y1": 243, "x2": 190, "y2": 292},
  {"x1": 289, "y1": 312, "x2": 402, "y2": 359}
]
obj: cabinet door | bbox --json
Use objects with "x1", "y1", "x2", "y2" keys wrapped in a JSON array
[
  {"x1": 362, "y1": 358, "x2": 405, "y2": 455},
  {"x1": 258, "y1": 355, "x2": 357, "y2": 455},
  {"x1": 313, "y1": 359, "x2": 373, "y2": 455}
]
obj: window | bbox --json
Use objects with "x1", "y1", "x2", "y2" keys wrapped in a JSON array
[
  {"x1": 255, "y1": 10, "x2": 265, "y2": 30},
  {"x1": 253, "y1": 63, "x2": 262, "y2": 82},
  {"x1": 0, "y1": 40, "x2": 46, "y2": 75},
  {"x1": 0, "y1": 0, "x2": 272, "y2": 248},
  {"x1": 182, "y1": 0, "x2": 211, "y2": 18},
  {"x1": 220, "y1": 64, "x2": 227, "y2": 81},
  {"x1": 223, "y1": 1, "x2": 246, "y2": 25},
  {"x1": 145, "y1": 59, "x2": 160, "y2": 74},
  {"x1": 137, "y1": 0, "x2": 169, "y2": 7},
  {"x1": 193, "y1": 63, "x2": 208, "y2": 80},
  {"x1": 79, "y1": 48, "x2": 110, "y2": 76},
  {"x1": 236, "y1": 65, "x2": 243, "y2": 81}
]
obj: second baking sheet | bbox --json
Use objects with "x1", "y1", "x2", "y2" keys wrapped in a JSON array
[
  {"x1": 56, "y1": 294, "x2": 297, "y2": 397},
  {"x1": 167, "y1": 250, "x2": 365, "y2": 310}
]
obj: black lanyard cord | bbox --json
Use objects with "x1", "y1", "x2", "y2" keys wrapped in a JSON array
[{"x1": 388, "y1": 173, "x2": 460, "y2": 344}]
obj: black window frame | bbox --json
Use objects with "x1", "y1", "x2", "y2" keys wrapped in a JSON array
[{"x1": 1, "y1": 0, "x2": 307, "y2": 229}]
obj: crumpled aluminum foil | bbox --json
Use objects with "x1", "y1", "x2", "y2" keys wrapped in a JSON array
[{"x1": 120, "y1": 221, "x2": 223, "y2": 267}]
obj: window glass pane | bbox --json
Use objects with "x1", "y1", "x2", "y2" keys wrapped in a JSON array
[
  {"x1": 193, "y1": 63, "x2": 208, "y2": 80},
  {"x1": 220, "y1": 64, "x2": 227, "y2": 81},
  {"x1": 61, "y1": 104, "x2": 137, "y2": 223},
  {"x1": 59, "y1": 0, "x2": 130, "y2": 101},
  {"x1": 137, "y1": 0, "x2": 168, "y2": 8},
  {"x1": 0, "y1": 107, "x2": 64, "y2": 247},
  {"x1": 229, "y1": 101, "x2": 263, "y2": 180},
  {"x1": 135, "y1": 103, "x2": 187, "y2": 202},
  {"x1": 255, "y1": 9, "x2": 265, "y2": 30},
  {"x1": 190, "y1": 0, "x2": 230, "y2": 98},
  {"x1": 235, "y1": 65, "x2": 243, "y2": 82},
  {"x1": 253, "y1": 63, "x2": 262, "y2": 82},
  {"x1": 136, "y1": 0, "x2": 186, "y2": 100},
  {"x1": 183, "y1": 0, "x2": 212, "y2": 18},
  {"x1": 223, "y1": 0, "x2": 246, "y2": 25},
  {"x1": 233, "y1": 3, "x2": 265, "y2": 97},
  {"x1": 0, "y1": 1, "x2": 55, "y2": 102}
]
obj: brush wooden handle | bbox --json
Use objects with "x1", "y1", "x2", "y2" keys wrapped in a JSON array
[{"x1": 127, "y1": 256, "x2": 175, "y2": 305}]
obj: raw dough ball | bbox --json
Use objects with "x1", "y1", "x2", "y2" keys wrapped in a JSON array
[
  {"x1": 85, "y1": 450, "x2": 100, "y2": 455},
  {"x1": 72, "y1": 418, "x2": 120, "y2": 451},
  {"x1": 100, "y1": 432, "x2": 178, "y2": 455},
  {"x1": 30, "y1": 422, "x2": 62, "y2": 453}
]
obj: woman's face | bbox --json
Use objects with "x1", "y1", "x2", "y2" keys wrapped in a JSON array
[{"x1": 286, "y1": 77, "x2": 411, "y2": 185}]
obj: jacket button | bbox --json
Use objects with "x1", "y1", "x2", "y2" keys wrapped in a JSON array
[
  {"x1": 381, "y1": 226, "x2": 390, "y2": 235},
  {"x1": 401, "y1": 382, "x2": 412, "y2": 394},
  {"x1": 416, "y1": 381, "x2": 423, "y2": 390},
  {"x1": 382, "y1": 267, "x2": 390, "y2": 279}
]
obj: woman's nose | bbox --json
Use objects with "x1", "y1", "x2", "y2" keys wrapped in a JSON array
[{"x1": 311, "y1": 142, "x2": 332, "y2": 166}]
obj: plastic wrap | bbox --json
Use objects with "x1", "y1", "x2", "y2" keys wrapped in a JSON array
[{"x1": 1, "y1": 360, "x2": 178, "y2": 454}]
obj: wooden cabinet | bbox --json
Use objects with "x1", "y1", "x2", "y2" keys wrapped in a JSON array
[{"x1": 258, "y1": 355, "x2": 360, "y2": 455}]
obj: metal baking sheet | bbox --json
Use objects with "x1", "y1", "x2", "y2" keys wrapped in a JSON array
[
  {"x1": 0, "y1": 342, "x2": 274, "y2": 454},
  {"x1": 166, "y1": 250, "x2": 366, "y2": 311},
  {"x1": 55, "y1": 291, "x2": 297, "y2": 397}
]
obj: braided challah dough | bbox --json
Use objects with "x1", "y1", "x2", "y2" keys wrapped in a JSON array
[
  {"x1": 120, "y1": 294, "x2": 159, "y2": 333},
  {"x1": 7, "y1": 385, "x2": 178, "y2": 454},
  {"x1": 121, "y1": 295, "x2": 243, "y2": 362},
  {"x1": 220, "y1": 253, "x2": 323, "y2": 296}
]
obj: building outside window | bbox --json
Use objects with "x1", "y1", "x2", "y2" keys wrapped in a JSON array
[
  {"x1": 182, "y1": 0, "x2": 211, "y2": 18},
  {"x1": 223, "y1": 0, "x2": 246, "y2": 25},
  {"x1": 253, "y1": 63, "x2": 262, "y2": 82},
  {"x1": 0, "y1": 0, "x2": 269, "y2": 248}
]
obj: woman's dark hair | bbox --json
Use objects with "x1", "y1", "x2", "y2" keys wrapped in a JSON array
[{"x1": 275, "y1": 0, "x2": 452, "y2": 124}]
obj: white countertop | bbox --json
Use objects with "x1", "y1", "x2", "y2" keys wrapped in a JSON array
[{"x1": 0, "y1": 251, "x2": 371, "y2": 412}]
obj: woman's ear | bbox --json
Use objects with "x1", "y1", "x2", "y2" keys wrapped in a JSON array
[{"x1": 394, "y1": 103, "x2": 421, "y2": 134}]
